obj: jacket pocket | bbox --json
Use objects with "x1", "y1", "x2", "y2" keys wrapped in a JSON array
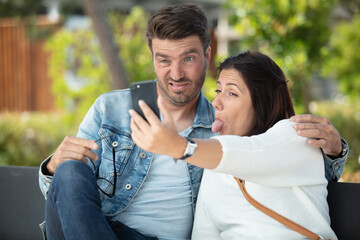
[{"x1": 96, "y1": 125, "x2": 134, "y2": 195}]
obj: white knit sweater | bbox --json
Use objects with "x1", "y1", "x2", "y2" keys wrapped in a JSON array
[{"x1": 191, "y1": 119, "x2": 337, "y2": 240}]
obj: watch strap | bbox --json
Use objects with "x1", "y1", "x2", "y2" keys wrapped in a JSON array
[{"x1": 178, "y1": 137, "x2": 197, "y2": 161}]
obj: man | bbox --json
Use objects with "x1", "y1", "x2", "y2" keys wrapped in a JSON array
[{"x1": 39, "y1": 3, "x2": 348, "y2": 240}]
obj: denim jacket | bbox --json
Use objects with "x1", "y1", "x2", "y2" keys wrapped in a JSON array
[
  {"x1": 39, "y1": 87, "x2": 347, "y2": 216},
  {"x1": 39, "y1": 89, "x2": 215, "y2": 216}
]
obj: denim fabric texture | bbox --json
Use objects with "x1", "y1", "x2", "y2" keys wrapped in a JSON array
[
  {"x1": 45, "y1": 161, "x2": 117, "y2": 240},
  {"x1": 45, "y1": 160, "x2": 158, "y2": 240},
  {"x1": 39, "y1": 86, "x2": 216, "y2": 217},
  {"x1": 323, "y1": 138, "x2": 348, "y2": 181}
]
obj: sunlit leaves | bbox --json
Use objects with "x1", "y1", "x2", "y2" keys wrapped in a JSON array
[
  {"x1": 45, "y1": 6, "x2": 155, "y2": 124},
  {"x1": 109, "y1": 6, "x2": 155, "y2": 83},
  {"x1": 226, "y1": 0, "x2": 335, "y2": 113},
  {"x1": 322, "y1": 15, "x2": 360, "y2": 101}
]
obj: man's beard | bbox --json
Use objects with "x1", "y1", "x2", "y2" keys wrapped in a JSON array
[{"x1": 157, "y1": 65, "x2": 207, "y2": 107}]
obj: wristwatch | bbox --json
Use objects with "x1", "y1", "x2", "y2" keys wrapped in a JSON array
[{"x1": 177, "y1": 137, "x2": 197, "y2": 161}]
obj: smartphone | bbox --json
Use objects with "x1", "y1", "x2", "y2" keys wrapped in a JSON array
[{"x1": 130, "y1": 80, "x2": 160, "y2": 120}]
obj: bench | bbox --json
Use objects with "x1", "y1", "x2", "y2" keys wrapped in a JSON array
[
  {"x1": 327, "y1": 181, "x2": 360, "y2": 239},
  {"x1": 0, "y1": 166, "x2": 45, "y2": 240},
  {"x1": 0, "y1": 165, "x2": 359, "y2": 240}
]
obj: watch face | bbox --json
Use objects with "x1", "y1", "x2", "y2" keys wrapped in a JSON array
[
  {"x1": 180, "y1": 138, "x2": 197, "y2": 160},
  {"x1": 187, "y1": 142, "x2": 197, "y2": 155},
  {"x1": 342, "y1": 143, "x2": 348, "y2": 156},
  {"x1": 339, "y1": 140, "x2": 347, "y2": 157}
]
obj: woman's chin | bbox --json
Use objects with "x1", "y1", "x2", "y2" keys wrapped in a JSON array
[{"x1": 219, "y1": 129, "x2": 227, "y2": 135}]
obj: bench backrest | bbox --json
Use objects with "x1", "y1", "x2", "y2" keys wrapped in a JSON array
[
  {"x1": 0, "y1": 166, "x2": 45, "y2": 240},
  {"x1": 327, "y1": 181, "x2": 360, "y2": 240},
  {"x1": 0, "y1": 165, "x2": 359, "y2": 239}
]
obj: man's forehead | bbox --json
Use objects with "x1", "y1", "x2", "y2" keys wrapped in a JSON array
[{"x1": 152, "y1": 36, "x2": 203, "y2": 56}]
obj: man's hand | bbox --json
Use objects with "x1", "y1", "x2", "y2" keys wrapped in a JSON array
[
  {"x1": 290, "y1": 114, "x2": 342, "y2": 156},
  {"x1": 47, "y1": 136, "x2": 99, "y2": 175}
]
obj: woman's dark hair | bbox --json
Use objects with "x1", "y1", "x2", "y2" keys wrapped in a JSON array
[
  {"x1": 218, "y1": 51, "x2": 295, "y2": 136},
  {"x1": 146, "y1": 3, "x2": 210, "y2": 53}
]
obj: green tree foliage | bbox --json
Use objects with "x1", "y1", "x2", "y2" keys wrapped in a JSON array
[
  {"x1": 45, "y1": 28, "x2": 111, "y2": 125},
  {"x1": 0, "y1": 112, "x2": 76, "y2": 166},
  {"x1": 226, "y1": 0, "x2": 335, "y2": 113},
  {"x1": 46, "y1": 6, "x2": 155, "y2": 125},
  {"x1": 109, "y1": 6, "x2": 155, "y2": 82},
  {"x1": 313, "y1": 100, "x2": 360, "y2": 173},
  {"x1": 321, "y1": 15, "x2": 360, "y2": 101},
  {"x1": 0, "y1": 0, "x2": 43, "y2": 18}
]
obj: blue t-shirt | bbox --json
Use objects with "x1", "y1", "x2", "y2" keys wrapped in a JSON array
[{"x1": 115, "y1": 131, "x2": 193, "y2": 240}]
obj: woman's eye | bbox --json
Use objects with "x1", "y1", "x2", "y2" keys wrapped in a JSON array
[
  {"x1": 229, "y1": 92, "x2": 238, "y2": 97},
  {"x1": 215, "y1": 89, "x2": 221, "y2": 94}
]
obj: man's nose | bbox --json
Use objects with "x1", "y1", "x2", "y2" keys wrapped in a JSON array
[{"x1": 169, "y1": 62, "x2": 185, "y2": 81}]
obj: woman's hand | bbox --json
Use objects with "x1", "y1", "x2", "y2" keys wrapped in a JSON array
[{"x1": 129, "y1": 98, "x2": 187, "y2": 159}]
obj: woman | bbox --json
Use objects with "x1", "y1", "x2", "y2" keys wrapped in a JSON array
[{"x1": 129, "y1": 51, "x2": 337, "y2": 239}]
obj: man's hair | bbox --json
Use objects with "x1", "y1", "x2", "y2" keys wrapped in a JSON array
[
  {"x1": 146, "y1": 3, "x2": 210, "y2": 52},
  {"x1": 218, "y1": 51, "x2": 295, "y2": 136}
]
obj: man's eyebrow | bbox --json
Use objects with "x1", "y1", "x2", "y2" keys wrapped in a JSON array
[
  {"x1": 155, "y1": 49, "x2": 200, "y2": 59},
  {"x1": 155, "y1": 53, "x2": 169, "y2": 58},
  {"x1": 180, "y1": 49, "x2": 200, "y2": 57}
]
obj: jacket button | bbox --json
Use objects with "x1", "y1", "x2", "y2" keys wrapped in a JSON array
[
  {"x1": 112, "y1": 141, "x2": 119, "y2": 147},
  {"x1": 125, "y1": 184, "x2": 132, "y2": 190},
  {"x1": 140, "y1": 152, "x2": 147, "y2": 159}
]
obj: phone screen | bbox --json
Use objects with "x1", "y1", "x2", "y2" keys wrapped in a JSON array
[{"x1": 130, "y1": 80, "x2": 160, "y2": 120}]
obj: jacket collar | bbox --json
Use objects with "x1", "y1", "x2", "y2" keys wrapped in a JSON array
[{"x1": 192, "y1": 91, "x2": 215, "y2": 129}]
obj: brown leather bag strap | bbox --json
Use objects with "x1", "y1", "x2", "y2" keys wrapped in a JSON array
[{"x1": 234, "y1": 177, "x2": 326, "y2": 240}]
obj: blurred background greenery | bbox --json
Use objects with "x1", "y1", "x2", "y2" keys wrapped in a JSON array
[{"x1": 0, "y1": 0, "x2": 359, "y2": 181}]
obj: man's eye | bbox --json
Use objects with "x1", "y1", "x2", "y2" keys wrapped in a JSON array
[
  {"x1": 185, "y1": 56, "x2": 194, "y2": 62},
  {"x1": 160, "y1": 59, "x2": 169, "y2": 64}
]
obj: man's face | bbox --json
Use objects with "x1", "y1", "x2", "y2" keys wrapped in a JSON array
[{"x1": 151, "y1": 36, "x2": 211, "y2": 106}]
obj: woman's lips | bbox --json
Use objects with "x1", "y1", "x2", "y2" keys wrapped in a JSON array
[{"x1": 212, "y1": 119, "x2": 224, "y2": 133}]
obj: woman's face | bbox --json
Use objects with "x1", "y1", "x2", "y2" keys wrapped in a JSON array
[{"x1": 212, "y1": 68, "x2": 255, "y2": 136}]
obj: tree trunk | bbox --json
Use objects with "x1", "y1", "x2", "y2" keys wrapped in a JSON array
[
  {"x1": 302, "y1": 80, "x2": 311, "y2": 114},
  {"x1": 81, "y1": 0, "x2": 128, "y2": 89}
]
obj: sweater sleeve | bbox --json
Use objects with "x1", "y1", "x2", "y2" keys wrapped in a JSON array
[{"x1": 211, "y1": 119, "x2": 327, "y2": 187}]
